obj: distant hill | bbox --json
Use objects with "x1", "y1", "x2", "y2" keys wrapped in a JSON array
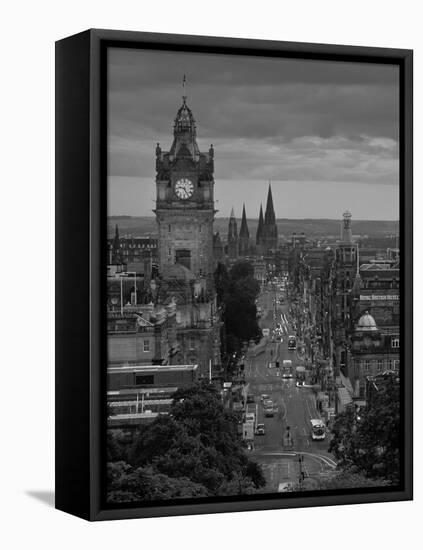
[{"x1": 108, "y1": 216, "x2": 399, "y2": 240}]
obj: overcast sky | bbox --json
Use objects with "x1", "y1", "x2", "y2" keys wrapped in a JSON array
[{"x1": 108, "y1": 47, "x2": 399, "y2": 220}]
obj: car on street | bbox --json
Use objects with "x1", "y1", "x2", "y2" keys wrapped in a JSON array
[
  {"x1": 255, "y1": 423, "x2": 265, "y2": 435},
  {"x1": 264, "y1": 406, "x2": 274, "y2": 417},
  {"x1": 246, "y1": 394, "x2": 255, "y2": 404},
  {"x1": 263, "y1": 399, "x2": 273, "y2": 408},
  {"x1": 260, "y1": 394, "x2": 270, "y2": 402}
]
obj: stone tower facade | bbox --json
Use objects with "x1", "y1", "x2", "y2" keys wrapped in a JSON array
[
  {"x1": 334, "y1": 210, "x2": 359, "y2": 376},
  {"x1": 153, "y1": 91, "x2": 220, "y2": 376},
  {"x1": 238, "y1": 204, "x2": 250, "y2": 257},
  {"x1": 155, "y1": 96, "x2": 215, "y2": 283}
]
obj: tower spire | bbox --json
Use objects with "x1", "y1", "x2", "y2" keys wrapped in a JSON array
[
  {"x1": 239, "y1": 204, "x2": 250, "y2": 256},
  {"x1": 352, "y1": 242, "x2": 362, "y2": 296},
  {"x1": 256, "y1": 204, "x2": 264, "y2": 242},
  {"x1": 227, "y1": 207, "x2": 238, "y2": 260},
  {"x1": 263, "y1": 183, "x2": 278, "y2": 252}
]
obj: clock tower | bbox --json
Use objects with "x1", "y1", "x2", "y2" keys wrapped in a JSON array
[{"x1": 155, "y1": 93, "x2": 215, "y2": 281}]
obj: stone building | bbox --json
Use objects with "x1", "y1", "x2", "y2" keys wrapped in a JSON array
[
  {"x1": 349, "y1": 312, "x2": 400, "y2": 400},
  {"x1": 333, "y1": 211, "x2": 359, "y2": 376},
  {"x1": 213, "y1": 232, "x2": 224, "y2": 265},
  {"x1": 107, "y1": 301, "x2": 178, "y2": 367}
]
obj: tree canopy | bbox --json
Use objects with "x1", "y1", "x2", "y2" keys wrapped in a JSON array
[
  {"x1": 329, "y1": 375, "x2": 400, "y2": 484},
  {"x1": 107, "y1": 383, "x2": 265, "y2": 503},
  {"x1": 214, "y1": 260, "x2": 261, "y2": 356}
]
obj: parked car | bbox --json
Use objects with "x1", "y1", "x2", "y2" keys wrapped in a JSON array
[{"x1": 261, "y1": 394, "x2": 270, "y2": 402}]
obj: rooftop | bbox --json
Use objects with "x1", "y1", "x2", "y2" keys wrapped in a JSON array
[{"x1": 108, "y1": 364, "x2": 198, "y2": 375}]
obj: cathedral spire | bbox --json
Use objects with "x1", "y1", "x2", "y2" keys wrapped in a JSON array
[
  {"x1": 239, "y1": 204, "x2": 250, "y2": 256},
  {"x1": 351, "y1": 242, "x2": 361, "y2": 296},
  {"x1": 227, "y1": 208, "x2": 238, "y2": 260},
  {"x1": 263, "y1": 183, "x2": 278, "y2": 252},
  {"x1": 239, "y1": 204, "x2": 249, "y2": 238},
  {"x1": 256, "y1": 204, "x2": 264, "y2": 245},
  {"x1": 264, "y1": 182, "x2": 276, "y2": 226}
]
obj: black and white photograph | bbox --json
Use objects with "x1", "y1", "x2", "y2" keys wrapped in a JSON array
[{"x1": 105, "y1": 47, "x2": 402, "y2": 504}]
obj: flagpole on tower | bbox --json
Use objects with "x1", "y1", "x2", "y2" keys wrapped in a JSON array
[{"x1": 182, "y1": 74, "x2": 187, "y2": 103}]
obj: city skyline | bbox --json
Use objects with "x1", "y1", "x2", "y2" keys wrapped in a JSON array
[{"x1": 108, "y1": 48, "x2": 399, "y2": 220}]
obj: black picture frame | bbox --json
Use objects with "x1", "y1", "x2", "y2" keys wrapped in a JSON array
[{"x1": 55, "y1": 28, "x2": 413, "y2": 521}]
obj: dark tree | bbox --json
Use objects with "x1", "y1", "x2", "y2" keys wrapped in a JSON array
[
  {"x1": 109, "y1": 383, "x2": 266, "y2": 500},
  {"x1": 224, "y1": 260, "x2": 261, "y2": 354},
  {"x1": 329, "y1": 375, "x2": 400, "y2": 484},
  {"x1": 214, "y1": 261, "x2": 230, "y2": 307},
  {"x1": 107, "y1": 462, "x2": 208, "y2": 503}
]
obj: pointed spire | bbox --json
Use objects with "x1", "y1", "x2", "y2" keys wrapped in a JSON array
[
  {"x1": 227, "y1": 207, "x2": 238, "y2": 260},
  {"x1": 239, "y1": 204, "x2": 249, "y2": 238},
  {"x1": 239, "y1": 204, "x2": 250, "y2": 256},
  {"x1": 351, "y1": 242, "x2": 362, "y2": 297},
  {"x1": 264, "y1": 182, "x2": 276, "y2": 225},
  {"x1": 256, "y1": 204, "x2": 264, "y2": 245},
  {"x1": 263, "y1": 183, "x2": 278, "y2": 252}
]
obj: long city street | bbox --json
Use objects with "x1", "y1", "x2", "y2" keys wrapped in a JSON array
[{"x1": 245, "y1": 283, "x2": 336, "y2": 492}]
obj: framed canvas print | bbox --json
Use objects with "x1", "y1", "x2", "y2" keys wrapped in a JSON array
[{"x1": 55, "y1": 29, "x2": 413, "y2": 521}]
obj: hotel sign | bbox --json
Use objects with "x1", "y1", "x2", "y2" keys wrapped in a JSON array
[{"x1": 360, "y1": 294, "x2": 399, "y2": 301}]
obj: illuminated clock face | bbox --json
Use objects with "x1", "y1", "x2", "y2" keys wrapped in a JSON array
[{"x1": 175, "y1": 178, "x2": 194, "y2": 199}]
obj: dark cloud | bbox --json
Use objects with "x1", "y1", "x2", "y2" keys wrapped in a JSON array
[{"x1": 107, "y1": 46, "x2": 399, "y2": 214}]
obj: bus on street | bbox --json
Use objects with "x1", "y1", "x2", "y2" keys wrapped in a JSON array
[
  {"x1": 282, "y1": 359, "x2": 293, "y2": 379},
  {"x1": 310, "y1": 418, "x2": 326, "y2": 440}
]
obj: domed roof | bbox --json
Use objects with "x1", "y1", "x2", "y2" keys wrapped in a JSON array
[{"x1": 356, "y1": 311, "x2": 378, "y2": 331}]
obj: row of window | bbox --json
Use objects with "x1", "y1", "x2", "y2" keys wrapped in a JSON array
[
  {"x1": 359, "y1": 359, "x2": 399, "y2": 373},
  {"x1": 112, "y1": 243, "x2": 157, "y2": 249}
]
